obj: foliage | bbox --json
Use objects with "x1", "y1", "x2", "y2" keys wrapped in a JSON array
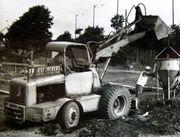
[
  {"x1": 56, "y1": 31, "x2": 72, "y2": 41},
  {"x1": 76, "y1": 26, "x2": 104, "y2": 43},
  {"x1": 5, "y1": 5, "x2": 53, "y2": 51},
  {"x1": 171, "y1": 24, "x2": 180, "y2": 36},
  {"x1": 110, "y1": 14, "x2": 124, "y2": 32},
  {"x1": 75, "y1": 28, "x2": 83, "y2": 35},
  {"x1": 0, "y1": 32, "x2": 4, "y2": 42},
  {"x1": 170, "y1": 24, "x2": 180, "y2": 51},
  {"x1": 0, "y1": 32, "x2": 5, "y2": 55}
]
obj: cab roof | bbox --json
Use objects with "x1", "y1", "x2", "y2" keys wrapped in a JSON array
[{"x1": 46, "y1": 41, "x2": 86, "y2": 52}]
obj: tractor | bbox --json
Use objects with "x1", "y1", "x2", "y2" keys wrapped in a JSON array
[{"x1": 4, "y1": 4, "x2": 173, "y2": 129}]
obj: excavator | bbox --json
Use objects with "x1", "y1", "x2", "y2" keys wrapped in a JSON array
[{"x1": 4, "y1": 4, "x2": 173, "y2": 129}]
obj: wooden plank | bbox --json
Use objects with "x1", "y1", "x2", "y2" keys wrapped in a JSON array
[
  {"x1": 1, "y1": 62, "x2": 28, "y2": 67},
  {"x1": 0, "y1": 90, "x2": 9, "y2": 95},
  {"x1": 98, "y1": 68, "x2": 140, "y2": 74},
  {"x1": 108, "y1": 82, "x2": 163, "y2": 92}
]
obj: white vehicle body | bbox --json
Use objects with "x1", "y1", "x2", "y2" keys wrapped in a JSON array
[{"x1": 5, "y1": 42, "x2": 101, "y2": 124}]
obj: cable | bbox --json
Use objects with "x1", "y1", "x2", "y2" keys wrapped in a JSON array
[
  {"x1": 138, "y1": 3, "x2": 147, "y2": 15},
  {"x1": 126, "y1": 3, "x2": 147, "y2": 25}
]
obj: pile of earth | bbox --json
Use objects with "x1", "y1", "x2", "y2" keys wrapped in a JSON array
[
  {"x1": 40, "y1": 98, "x2": 180, "y2": 137},
  {"x1": 78, "y1": 98, "x2": 180, "y2": 136},
  {"x1": 138, "y1": 97, "x2": 180, "y2": 135}
]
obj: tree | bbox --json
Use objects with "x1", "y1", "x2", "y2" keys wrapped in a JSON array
[
  {"x1": 75, "y1": 28, "x2": 83, "y2": 35},
  {"x1": 0, "y1": 32, "x2": 3, "y2": 42},
  {"x1": 171, "y1": 24, "x2": 180, "y2": 36},
  {"x1": 56, "y1": 31, "x2": 72, "y2": 41},
  {"x1": 110, "y1": 14, "x2": 124, "y2": 32},
  {"x1": 76, "y1": 26, "x2": 104, "y2": 43},
  {"x1": 75, "y1": 28, "x2": 83, "y2": 39},
  {"x1": 170, "y1": 24, "x2": 180, "y2": 50},
  {"x1": 5, "y1": 5, "x2": 53, "y2": 51}
]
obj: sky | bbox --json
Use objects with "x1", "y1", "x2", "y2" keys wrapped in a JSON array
[{"x1": 0, "y1": 0, "x2": 180, "y2": 39}]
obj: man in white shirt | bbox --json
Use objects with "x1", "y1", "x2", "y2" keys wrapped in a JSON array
[{"x1": 135, "y1": 66, "x2": 152, "y2": 105}]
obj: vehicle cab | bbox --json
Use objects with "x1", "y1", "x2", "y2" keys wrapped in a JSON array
[
  {"x1": 46, "y1": 41, "x2": 91, "y2": 75},
  {"x1": 4, "y1": 41, "x2": 101, "y2": 127}
]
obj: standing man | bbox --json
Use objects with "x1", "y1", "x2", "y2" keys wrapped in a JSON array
[{"x1": 136, "y1": 66, "x2": 152, "y2": 106}]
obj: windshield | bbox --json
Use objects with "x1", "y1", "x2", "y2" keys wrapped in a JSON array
[
  {"x1": 46, "y1": 45, "x2": 90, "y2": 73},
  {"x1": 66, "y1": 45, "x2": 90, "y2": 72}
]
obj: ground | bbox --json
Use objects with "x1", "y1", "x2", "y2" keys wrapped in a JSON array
[{"x1": 0, "y1": 65, "x2": 180, "y2": 137}]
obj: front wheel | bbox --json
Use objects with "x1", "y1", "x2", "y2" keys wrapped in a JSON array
[
  {"x1": 57, "y1": 101, "x2": 80, "y2": 129},
  {"x1": 99, "y1": 85, "x2": 131, "y2": 119}
]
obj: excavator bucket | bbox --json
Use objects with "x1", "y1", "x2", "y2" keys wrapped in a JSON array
[{"x1": 135, "y1": 16, "x2": 174, "y2": 40}]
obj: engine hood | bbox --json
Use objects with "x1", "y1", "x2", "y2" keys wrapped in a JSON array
[{"x1": 11, "y1": 74, "x2": 65, "y2": 87}]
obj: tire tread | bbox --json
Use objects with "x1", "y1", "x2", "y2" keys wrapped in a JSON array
[{"x1": 98, "y1": 85, "x2": 131, "y2": 119}]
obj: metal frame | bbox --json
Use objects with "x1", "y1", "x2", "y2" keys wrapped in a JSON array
[{"x1": 155, "y1": 46, "x2": 180, "y2": 100}]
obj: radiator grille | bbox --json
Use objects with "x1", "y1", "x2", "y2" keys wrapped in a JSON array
[
  {"x1": 10, "y1": 84, "x2": 25, "y2": 105},
  {"x1": 4, "y1": 101, "x2": 25, "y2": 123}
]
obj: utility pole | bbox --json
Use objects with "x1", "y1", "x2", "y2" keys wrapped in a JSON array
[
  {"x1": 93, "y1": 5, "x2": 97, "y2": 28},
  {"x1": 75, "y1": 14, "x2": 78, "y2": 39},
  {"x1": 92, "y1": 4, "x2": 103, "y2": 28},
  {"x1": 117, "y1": 0, "x2": 119, "y2": 15},
  {"x1": 125, "y1": 9, "x2": 127, "y2": 27},
  {"x1": 172, "y1": 0, "x2": 174, "y2": 26}
]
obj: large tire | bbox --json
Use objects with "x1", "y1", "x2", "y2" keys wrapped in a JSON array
[
  {"x1": 99, "y1": 85, "x2": 131, "y2": 119},
  {"x1": 57, "y1": 101, "x2": 80, "y2": 129}
]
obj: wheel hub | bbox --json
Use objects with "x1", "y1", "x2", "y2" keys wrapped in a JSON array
[
  {"x1": 113, "y1": 96, "x2": 126, "y2": 116},
  {"x1": 68, "y1": 107, "x2": 77, "y2": 124}
]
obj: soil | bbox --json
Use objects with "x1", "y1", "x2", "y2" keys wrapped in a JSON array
[{"x1": 0, "y1": 65, "x2": 180, "y2": 137}]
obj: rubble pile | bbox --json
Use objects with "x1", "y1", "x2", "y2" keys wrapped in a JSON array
[
  {"x1": 40, "y1": 124, "x2": 62, "y2": 136},
  {"x1": 79, "y1": 118, "x2": 139, "y2": 137},
  {"x1": 39, "y1": 98, "x2": 180, "y2": 137},
  {"x1": 78, "y1": 98, "x2": 180, "y2": 136},
  {"x1": 138, "y1": 98, "x2": 180, "y2": 135}
]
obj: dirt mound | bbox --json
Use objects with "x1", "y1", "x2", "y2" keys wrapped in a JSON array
[
  {"x1": 137, "y1": 98, "x2": 180, "y2": 135},
  {"x1": 78, "y1": 98, "x2": 180, "y2": 136},
  {"x1": 38, "y1": 98, "x2": 180, "y2": 137},
  {"x1": 79, "y1": 118, "x2": 139, "y2": 137},
  {"x1": 39, "y1": 124, "x2": 63, "y2": 136}
]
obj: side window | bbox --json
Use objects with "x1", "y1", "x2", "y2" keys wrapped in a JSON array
[{"x1": 48, "y1": 52, "x2": 64, "y2": 66}]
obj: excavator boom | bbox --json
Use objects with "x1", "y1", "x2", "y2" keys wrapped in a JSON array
[
  {"x1": 92, "y1": 6, "x2": 174, "y2": 63},
  {"x1": 90, "y1": 4, "x2": 174, "y2": 80},
  {"x1": 95, "y1": 32, "x2": 145, "y2": 60}
]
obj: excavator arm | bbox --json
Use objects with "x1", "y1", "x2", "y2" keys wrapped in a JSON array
[
  {"x1": 88, "y1": 4, "x2": 174, "y2": 80},
  {"x1": 96, "y1": 31, "x2": 145, "y2": 60},
  {"x1": 91, "y1": 5, "x2": 174, "y2": 63}
]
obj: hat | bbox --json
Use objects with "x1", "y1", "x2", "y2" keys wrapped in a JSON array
[{"x1": 145, "y1": 66, "x2": 151, "y2": 71}]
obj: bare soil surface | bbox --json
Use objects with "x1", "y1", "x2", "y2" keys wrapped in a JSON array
[{"x1": 0, "y1": 66, "x2": 180, "y2": 137}]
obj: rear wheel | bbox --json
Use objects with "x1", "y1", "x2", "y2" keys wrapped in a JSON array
[
  {"x1": 57, "y1": 101, "x2": 80, "y2": 129},
  {"x1": 99, "y1": 85, "x2": 131, "y2": 119}
]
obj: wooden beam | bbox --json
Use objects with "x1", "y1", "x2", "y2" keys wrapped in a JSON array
[{"x1": 0, "y1": 90, "x2": 9, "y2": 95}]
